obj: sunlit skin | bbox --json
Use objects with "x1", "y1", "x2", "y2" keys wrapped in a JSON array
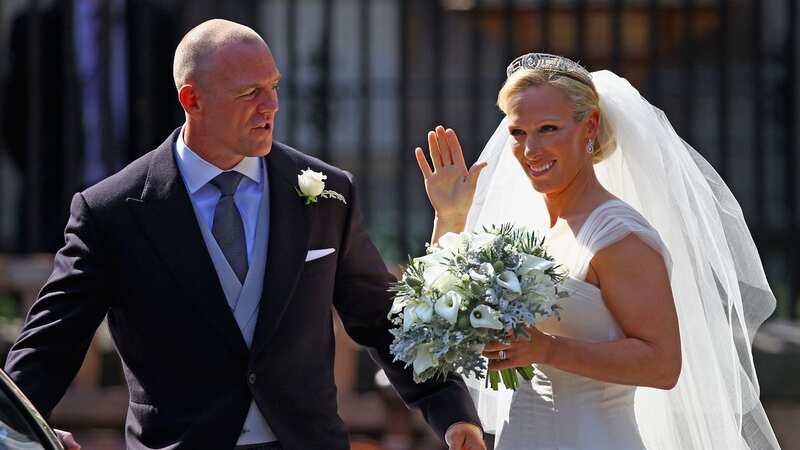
[
  {"x1": 178, "y1": 40, "x2": 280, "y2": 170},
  {"x1": 175, "y1": 32, "x2": 485, "y2": 450},
  {"x1": 416, "y1": 83, "x2": 681, "y2": 390}
]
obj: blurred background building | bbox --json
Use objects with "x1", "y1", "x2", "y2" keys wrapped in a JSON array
[{"x1": 0, "y1": 0, "x2": 798, "y2": 449}]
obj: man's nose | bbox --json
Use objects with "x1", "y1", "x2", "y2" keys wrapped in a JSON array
[{"x1": 257, "y1": 91, "x2": 279, "y2": 114}]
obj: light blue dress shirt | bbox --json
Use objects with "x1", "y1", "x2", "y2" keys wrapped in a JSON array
[
  {"x1": 173, "y1": 127, "x2": 277, "y2": 444},
  {"x1": 174, "y1": 127, "x2": 266, "y2": 262}
]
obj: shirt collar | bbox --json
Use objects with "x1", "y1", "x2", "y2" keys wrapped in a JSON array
[{"x1": 175, "y1": 125, "x2": 262, "y2": 194}]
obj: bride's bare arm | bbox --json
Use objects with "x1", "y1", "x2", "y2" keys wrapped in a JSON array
[
  {"x1": 414, "y1": 126, "x2": 487, "y2": 244},
  {"x1": 487, "y1": 234, "x2": 682, "y2": 390}
]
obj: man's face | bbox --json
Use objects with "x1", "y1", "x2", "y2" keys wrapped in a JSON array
[{"x1": 197, "y1": 41, "x2": 280, "y2": 158}]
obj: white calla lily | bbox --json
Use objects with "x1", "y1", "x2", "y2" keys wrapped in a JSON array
[
  {"x1": 402, "y1": 307, "x2": 419, "y2": 331},
  {"x1": 413, "y1": 343, "x2": 437, "y2": 375},
  {"x1": 415, "y1": 298, "x2": 434, "y2": 323},
  {"x1": 469, "y1": 262, "x2": 495, "y2": 282},
  {"x1": 518, "y1": 254, "x2": 555, "y2": 274},
  {"x1": 469, "y1": 304, "x2": 504, "y2": 330},
  {"x1": 485, "y1": 287, "x2": 498, "y2": 304},
  {"x1": 435, "y1": 291, "x2": 462, "y2": 325},
  {"x1": 497, "y1": 270, "x2": 522, "y2": 294}
]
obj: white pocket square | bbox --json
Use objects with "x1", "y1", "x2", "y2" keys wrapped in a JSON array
[{"x1": 305, "y1": 248, "x2": 335, "y2": 262}]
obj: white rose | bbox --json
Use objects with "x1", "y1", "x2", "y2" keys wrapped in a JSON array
[
  {"x1": 469, "y1": 233, "x2": 496, "y2": 251},
  {"x1": 298, "y1": 168, "x2": 327, "y2": 197},
  {"x1": 469, "y1": 304, "x2": 504, "y2": 330},
  {"x1": 435, "y1": 291, "x2": 462, "y2": 325},
  {"x1": 431, "y1": 271, "x2": 459, "y2": 293},
  {"x1": 437, "y1": 232, "x2": 464, "y2": 252},
  {"x1": 420, "y1": 262, "x2": 447, "y2": 287}
]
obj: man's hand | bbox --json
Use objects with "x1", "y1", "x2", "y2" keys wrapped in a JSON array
[
  {"x1": 444, "y1": 422, "x2": 485, "y2": 450},
  {"x1": 54, "y1": 429, "x2": 81, "y2": 450}
]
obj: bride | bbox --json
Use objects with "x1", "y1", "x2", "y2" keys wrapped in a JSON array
[{"x1": 414, "y1": 53, "x2": 781, "y2": 450}]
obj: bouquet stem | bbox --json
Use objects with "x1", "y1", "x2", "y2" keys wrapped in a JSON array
[{"x1": 487, "y1": 366, "x2": 535, "y2": 390}]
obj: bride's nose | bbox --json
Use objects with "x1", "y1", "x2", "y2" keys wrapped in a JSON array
[{"x1": 523, "y1": 137, "x2": 543, "y2": 160}]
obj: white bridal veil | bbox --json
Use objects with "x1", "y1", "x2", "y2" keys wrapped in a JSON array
[{"x1": 464, "y1": 70, "x2": 781, "y2": 450}]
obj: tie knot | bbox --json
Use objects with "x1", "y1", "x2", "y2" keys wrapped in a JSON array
[{"x1": 211, "y1": 171, "x2": 244, "y2": 197}]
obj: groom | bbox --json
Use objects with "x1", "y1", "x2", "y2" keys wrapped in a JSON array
[{"x1": 4, "y1": 19, "x2": 484, "y2": 450}]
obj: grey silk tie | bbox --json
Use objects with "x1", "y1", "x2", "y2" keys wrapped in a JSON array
[{"x1": 210, "y1": 172, "x2": 248, "y2": 283}]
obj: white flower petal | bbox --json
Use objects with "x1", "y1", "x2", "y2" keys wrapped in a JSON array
[
  {"x1": 413, "y1": 344, "x2": 437, "y2": 375},
  {"x1": 298, "y1": 168, "x2": 326, "y2": 196},
  {"x1": 469, "y1": 304, "x2": 504, "y2": 330},
  {"x1": 497, "y1": 270, "x2": 522, "y2": 294},
  {"x1": 435, "y1": 291, "x2": 462, "y2": 325},
  {"x1": 415, "y1": 299, "x2": 434, "y2": 322},
  {"x1": 403, "y1": 308, "x2": 419, "y2": 331},
  {"x1": 518, "y1": 254, "x2": 555, "y2": 274}
]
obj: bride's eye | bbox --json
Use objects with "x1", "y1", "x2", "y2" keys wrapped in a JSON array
[
  {"x1": 509, "y1": 128, "x2": 525, "y2": 137},
  {"x1": 539, "y1": 125, "x2": 558, "y2": 133}
]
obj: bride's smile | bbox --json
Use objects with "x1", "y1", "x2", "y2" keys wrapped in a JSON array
[{"x1": 504, "y1": 83, "x2": 599, "y2": 197}]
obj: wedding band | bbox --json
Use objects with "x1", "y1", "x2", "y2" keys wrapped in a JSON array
[{"x1": 498, "y1": 350, "x2": 507, "y2": 360}]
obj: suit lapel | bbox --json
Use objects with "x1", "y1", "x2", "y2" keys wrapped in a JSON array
[
  {"x1": 250, "y1": 144, "x2": 312, "y2": 361},
  {"x1": 125, "y1": 129, "x2": 249, "y2": 359}
]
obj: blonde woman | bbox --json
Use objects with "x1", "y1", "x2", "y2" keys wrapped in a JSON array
[{"x1": 415, "y1": 54, "x2": 780, "y2": 450}]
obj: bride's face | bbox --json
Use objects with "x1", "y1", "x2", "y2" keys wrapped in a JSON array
[{"x1": 506, "y1": 84, "x2": 597, "y2": 195}]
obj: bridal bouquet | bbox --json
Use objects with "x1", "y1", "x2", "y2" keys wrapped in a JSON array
[{"x1": 388, "y1": 224, "x2": 566, "y2": 390}]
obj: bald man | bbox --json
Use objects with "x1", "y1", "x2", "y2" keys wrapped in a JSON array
[{"x1": 4, "y1": 19, "x2": 484, "y2": 450}]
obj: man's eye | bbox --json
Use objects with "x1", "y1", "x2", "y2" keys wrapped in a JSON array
[
  {"x1": 272, "y1": 84, "x2": 280, "y2": 91},
  {"x1": 540, "y1": 125, "x2": 558, "y2": 133}
]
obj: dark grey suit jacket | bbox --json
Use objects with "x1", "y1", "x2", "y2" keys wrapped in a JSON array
[{"x1": 4, "y1": 129, "x2": 480, "y2": 449}]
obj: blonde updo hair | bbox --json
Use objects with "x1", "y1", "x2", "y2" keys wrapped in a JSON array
[{"x1": 497, "y1": 69, "x2": 617, "y2": 164}]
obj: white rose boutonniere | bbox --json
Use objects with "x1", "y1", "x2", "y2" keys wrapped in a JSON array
[{"x1": 296, "y1": 168, "x2": 347, "y2": 205}]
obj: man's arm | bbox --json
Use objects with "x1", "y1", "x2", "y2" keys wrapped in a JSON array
[
  {"x1": 331, "y1": 173, "x2": 482, "y2": 442},
  {"x1": 4, "y1": 192, "x2": 111, "y2": 417}
]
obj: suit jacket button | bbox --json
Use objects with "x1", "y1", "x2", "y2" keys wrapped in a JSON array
[{"x1": 248, "y1": 373, "x2": 257, "y2": 385}]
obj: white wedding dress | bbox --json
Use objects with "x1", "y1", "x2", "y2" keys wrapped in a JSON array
[
  {"x1": 465, "y1": 69, "x2": 780, "y2": 449},
  {"x1": 494, "y1": 199, "x2": 666, "y2": 450}
]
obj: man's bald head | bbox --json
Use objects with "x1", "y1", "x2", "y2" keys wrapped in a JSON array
[{"x1": 173, "y1": 19, "x2": 267, "y2": 90}]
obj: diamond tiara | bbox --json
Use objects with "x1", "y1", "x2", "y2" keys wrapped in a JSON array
[{"x1": 506, "y1": 53, "x2": 593, "y2": 86}]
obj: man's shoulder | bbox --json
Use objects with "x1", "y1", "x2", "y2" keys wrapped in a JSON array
[
  {"x1": 81, "y1": 129, "x2": 179, "y2": 209},
  {"x1": 81, "y1": 151, "x2": 155, "y2": 207}
]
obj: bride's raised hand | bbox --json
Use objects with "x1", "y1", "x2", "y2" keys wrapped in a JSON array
[{"x1": 415, "y1": 126, "x2": 487, "y2": 223}]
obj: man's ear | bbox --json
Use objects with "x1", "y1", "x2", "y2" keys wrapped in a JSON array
[{"x1": 178, "y1": 84, "x2": 202, "y2": 117}]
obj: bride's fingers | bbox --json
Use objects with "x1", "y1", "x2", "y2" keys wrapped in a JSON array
[
  {"x1": 444, "y1": 128, "x2": 468, "y2": 174},
  {"x1": 487, "y1": 358, "x2": 516, "y2": 371},
  {"x1": 415, "y1": 147, "x2": 433, "y2": 179},
  {"x1": 428, "y1": 130, "x2": 444, "y2": 170},
  {"x1": 435, "y1": 126, "x2": 454, "y2": 165},
  {"x1": 467, "y1": 161, "x2": 488, "y2": 186},
  {"x1": 483, "y1": 341, "x2": 511, "y2": 352}
]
